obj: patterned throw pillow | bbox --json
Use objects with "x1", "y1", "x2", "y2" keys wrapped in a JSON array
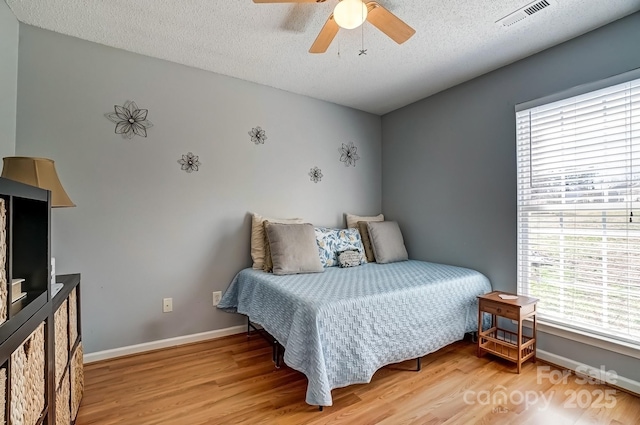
[
  {"x1": 338, "y1": 250, "x2": 364, "y2": 268},
  {"x1": 314, "y1": 227, "x2": 366, "y2": 267}
]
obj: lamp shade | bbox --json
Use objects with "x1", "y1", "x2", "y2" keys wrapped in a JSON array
[
  {"x1": 333, "y1": 0, "x2": 368, "y2": 30},
  {"x1": 1, "y1": 157, "x2": 75, "y2": 207}
]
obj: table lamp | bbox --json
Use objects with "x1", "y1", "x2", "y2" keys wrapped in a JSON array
[{"x1": 1, "y1": 157, "x2": 75, "y2": 207}]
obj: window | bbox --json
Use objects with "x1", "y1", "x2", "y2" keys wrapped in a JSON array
[{"x1": 516, "y1": 70, "x2": 640, "y2": 346}]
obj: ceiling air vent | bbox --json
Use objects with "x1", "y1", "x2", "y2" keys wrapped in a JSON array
[{"x1": 496, "y1": 0, "x2": 554, "y2": 27}]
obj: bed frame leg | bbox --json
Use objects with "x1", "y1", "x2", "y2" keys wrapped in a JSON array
[
  {"x1": 470, "y1": 331, "x2": 478, "y2": 343},
  {"x1": 416, "y1": 357, "x2": 421, "y2": 371},
  {"x1": 246, "y1": 316, "x2": 284, "y2": 369},
  {"x1": 274, "y1": 341, "x2": 281, "y2": 369},
  {"x1": 319, "y1": 406, "x2": 323, "y2": 411}
]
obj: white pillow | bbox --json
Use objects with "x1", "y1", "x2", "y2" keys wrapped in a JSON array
[
  {"x1": 345, "y1": 213, "x2": 384, "y2": 229},
  {"x1": 251, "y1": 213, "x2": 303, "y2": 269}
]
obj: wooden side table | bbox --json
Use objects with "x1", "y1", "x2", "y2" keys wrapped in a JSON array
[{"x1": 477, "y1": 291, "x2": 538, "y2": 373}]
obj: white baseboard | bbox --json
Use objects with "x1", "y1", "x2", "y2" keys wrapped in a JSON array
[
  {"x1": 537, "y1": 349, "x2": 640, "y2": 395},
  {"x1": 83, "y1": 325, "x2": 246, "y2": 364}
]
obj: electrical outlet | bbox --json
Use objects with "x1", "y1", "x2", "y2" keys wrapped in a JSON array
[
  {"x1": 163, "y1": 298, "x2": 173, "y2": 313},
  {"x1": 212, "y1": 291, "x2": 222, "y2": 306}
]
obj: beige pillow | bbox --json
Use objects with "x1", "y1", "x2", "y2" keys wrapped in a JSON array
[
  {"x1": 264, "y1": 223, "x2": 324, "y2": 275},
  {"x1": 263, "y1": 221, "x2": 274, "y2": 272},
  {"x1": 345, "y1": 213, "x2": 384, "y2": 229},
  {"x1": 251, "y1": 213, "x2": 303, "y2": 270},
  {"x1": 367, "y1": 221, "x2": 409, "y2": 264},
  {"x1": 357, "y1": 221, "x2": 377, "y2": 262}
]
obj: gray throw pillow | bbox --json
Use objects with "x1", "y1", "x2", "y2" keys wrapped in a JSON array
[
  {"x1": 264, "y1": 223, "x2": 324, "y2": 275},
  {"x1": 367, "y1": 221, "x2": 409, "y2": 264}
]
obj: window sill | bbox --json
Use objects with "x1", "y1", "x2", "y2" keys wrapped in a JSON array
[{"x1": 523, "y1": 319, "x2": 640, "y2": 360}]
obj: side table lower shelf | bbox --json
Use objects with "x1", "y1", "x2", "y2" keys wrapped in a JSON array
[{"x1": 478, "y1": 326, "x2": 535, "y2": 365}]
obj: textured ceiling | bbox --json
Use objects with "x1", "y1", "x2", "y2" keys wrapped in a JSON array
[{"x1": 6, "y1": 0, "x2": 640, "y2": 115}]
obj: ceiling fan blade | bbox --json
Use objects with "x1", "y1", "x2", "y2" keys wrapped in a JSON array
[
  {"x1": 309, "y1": 14, "x2": 339, "y2": 53},
  {"x1": 253, "y1": 0, "x2": 324, "y2": 3},
  {"x1": 365, "y1": 1, "x2": 415, "y2": 44}
]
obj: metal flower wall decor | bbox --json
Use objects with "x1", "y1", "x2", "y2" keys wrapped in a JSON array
[
  {"x1": 339, "y1": 142, "x2": 360, "y2": 167},
  {"x1": 105, "y1": 100, "x2": 153, "y2": 139},
  {"x1": 178, "y1": 152, "x2": 201, "y2": 173},
  {"x1": 309, "y1": 166, "x2": 323, "y2": 183},
  {"x1": 249, "y1": 126, "x2": 267, "y2": 145}
]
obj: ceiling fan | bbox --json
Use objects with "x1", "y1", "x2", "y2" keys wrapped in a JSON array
[{"x1": 253, "y1": 0, "x2": 416, "y2": 53}]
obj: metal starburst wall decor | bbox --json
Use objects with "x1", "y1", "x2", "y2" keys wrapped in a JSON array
[
  {"x1": 339, "y1": 142, "x2": 360, "y2": 167},
  {"x1": 309, "y1": 166, "x2": 323, "y2": 183},
  {"x1": 178, "y1": 152, "x2": 201, "y2": 173},
  {"x1": 105, "y1": 100, "x2": 153, "y2": 139},
  {"x1": 249, "y1": 126, "x2": 267, "y2": 145}
]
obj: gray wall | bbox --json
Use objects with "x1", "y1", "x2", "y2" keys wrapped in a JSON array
[
  {"x1": 15, "y1": 25, "x2": 382, "y2": 354},
  {"x1": 0, "y1": 1, "x2": 18, "y2": 157},
  {"x1": 382, "y1": 12, "x2": 640, "y2": 381}
]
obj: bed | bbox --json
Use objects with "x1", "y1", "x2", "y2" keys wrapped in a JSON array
[{"x1": 218, "y1": 259, "x2": 491, "y2": 407}]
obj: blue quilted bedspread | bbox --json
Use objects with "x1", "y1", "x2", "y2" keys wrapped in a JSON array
[{"x1": 218, "y1": 260, "x2": 491, "y2": 406}]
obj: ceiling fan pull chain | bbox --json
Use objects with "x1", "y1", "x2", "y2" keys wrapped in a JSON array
[{"x1": 359, "y1": 5, "x2": 367, "y2": 56}]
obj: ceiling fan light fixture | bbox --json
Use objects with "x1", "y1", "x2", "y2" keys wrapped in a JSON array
[{"x1": 333, "y1": 0, "x2": 368, "y2": 29}]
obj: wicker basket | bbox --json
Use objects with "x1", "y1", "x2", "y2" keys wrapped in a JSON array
[
  {"x1": 56, "y1": 371, "x2": 71, "y2": 425},
  {"x1": 1, "y1": 366, "x2": 6, "y2": 425},
  {"x1": 71, "y1": 342, "x2": 84, "y2": 420},
  {"x1": 69, "y1": 288, "x2": 78, "y2": 345},
  {"x1": 55, "y1": 300, "x2": 69, "y2": 387},
  {"x1": 11, "y1": 323, "x2": 45, "y2": 425},
  {"x1": 0, "y1": 198, "x2": 7, "y2": 325}
]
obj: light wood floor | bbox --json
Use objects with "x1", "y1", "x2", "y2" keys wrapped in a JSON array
[{"x1": 76, "y1": 333, "x2": 640, "y2": 425}]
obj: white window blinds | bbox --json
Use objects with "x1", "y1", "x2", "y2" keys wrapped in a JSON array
[{"x1": 516, "y1": 72, "x2": 640, "y2": 346}]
